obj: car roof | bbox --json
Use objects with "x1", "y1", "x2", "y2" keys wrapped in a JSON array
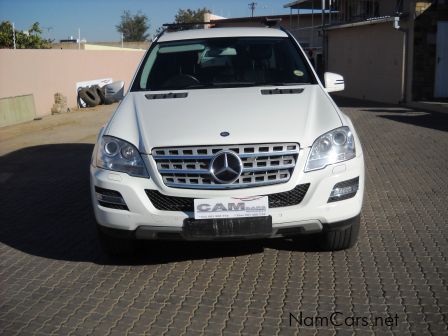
[{"x1": 157, "y1": 27, "x2": 288, "y2": 43}]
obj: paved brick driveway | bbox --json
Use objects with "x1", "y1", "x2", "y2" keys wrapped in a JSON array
[{"x1": 0, "y1": 99, "x2": 447, "y2": 335}]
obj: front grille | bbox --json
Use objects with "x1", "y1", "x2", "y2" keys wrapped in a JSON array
[
  {"x1": 145, "y1": 183, "x2": 310, "y2": 212},
  {"x1": 152, "y1": 143, "x2": 299, "y2": 189}
]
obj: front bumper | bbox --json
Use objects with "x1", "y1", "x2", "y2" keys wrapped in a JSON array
[
  {"x1": 97, "y1": 215, "x2": 360, "y2": 241},
  {"x1": 90, "y1": 148, "x2": 365, "y2": 239}
]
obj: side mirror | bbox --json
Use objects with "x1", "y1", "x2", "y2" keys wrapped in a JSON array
[
  {"x1": 324, "y1": 72, "x2": 345, "y2": 93},
  {"x1": 104, "y1": 80, "x2": 125, "y2": 103}
]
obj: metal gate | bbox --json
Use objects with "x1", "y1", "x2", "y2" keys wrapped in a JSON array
[{"x1": 435, "y1": 21, "x2": 448, "y2": 98}]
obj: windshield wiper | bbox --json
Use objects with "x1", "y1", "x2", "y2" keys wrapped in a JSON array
[
  {"x1": 256, "y1": 82, "x2": 312, "y2": 86},
  {"x1": 183, "y1": 84, "x2": 209, "y2": 89},
  {"x1": 211, "y1": 82, "x2": 311, "y2": 87},
  {"x1": 211, "y1": 82, "x2": 257, "y2": 88},
  {"x1": 156, "y1": 82, "x2": 256, "y2": 90},
  {"x1": 156, "y1": 84, "x2": 208, "y2": 90},
  {"x1": 155, "y1": 82, "x2": 311, "y2": 91}
]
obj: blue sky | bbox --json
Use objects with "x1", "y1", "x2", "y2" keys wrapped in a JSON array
[{"x1": 0, "y1": 0, "x2": 295, "y2": 42}]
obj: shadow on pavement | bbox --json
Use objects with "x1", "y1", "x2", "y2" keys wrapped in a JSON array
[
  {"x1": 0, "y1": 144, "x2": 318, "y2": 266},
  {"x1": 331, "y1": 96, "x2": 391, "y2": 108},
  {"x1": 332, "y1": 96, "x2": 448, "y2": 132},
  {"x1": 376, "y1": 112, "x2": 448, "y2": 132}
]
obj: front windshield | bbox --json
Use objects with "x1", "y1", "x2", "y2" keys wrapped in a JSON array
[{"x1": 132, "y1": 36, "x2": 316, "y2": 91}]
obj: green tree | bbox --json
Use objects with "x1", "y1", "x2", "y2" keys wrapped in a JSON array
[
  {"x1": 0, "y1": 21, "x2": 14, "y2": 48},
  {"x1": 116, "y1": 10, "x2": 150, "y2": 42},
  {"x1": 174, "y1": 7, "x2": 211, "y2": 29},
  {"x1": 0, "y1": 21, "x2": 52, "y2": 49}
]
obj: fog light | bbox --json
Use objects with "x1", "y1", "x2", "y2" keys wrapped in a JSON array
[
  {"x1": 95, "y1": 186, "x2": 128, "y2": 210},
  {"x1": 328, "y1": 177, "x2": 359, "y2": 203}
]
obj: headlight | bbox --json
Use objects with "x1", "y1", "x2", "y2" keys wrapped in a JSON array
[
  {"x1": 96, "y1": 136, "x2": 149, "y2": 178},
  {"x1": 304, "y1": 126, "x2": 355, "y2": 172}
]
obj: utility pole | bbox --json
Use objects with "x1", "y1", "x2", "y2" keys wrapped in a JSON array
[
  {"x1": 248, "y1": 2, "x2": 257, "y2": 17},
  {"x1": 121, "y1": 33, "x2": 124, "y2": 48},
  {"x1": 78, "y1": 28, "x2": 81, "y2": 50},
  {"x1": 12, "y1": 22, "x2": 16, "y2": 49}
]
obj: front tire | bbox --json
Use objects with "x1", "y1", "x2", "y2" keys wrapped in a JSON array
[
  {"x1": 97, "y1": 225, "x2": 136, "y2": 257},
  {"x1": 319, "y1": 216, "x2": 360, "y2": 251}
]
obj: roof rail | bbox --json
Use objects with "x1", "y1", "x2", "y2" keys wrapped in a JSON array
[
  {"x1": 162, "y1": 17, "x2": 283, "y2": 31},
  {"x1": 162, "y1": 22, "x2": 212, "y2": 31},
  {"x1": 162, "y1": 22, "x2": 213, "y2": 27}
]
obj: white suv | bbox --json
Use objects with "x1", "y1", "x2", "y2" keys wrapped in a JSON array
[{"x1": 90, "y1": 26, "x2": 364, "y2": 255}]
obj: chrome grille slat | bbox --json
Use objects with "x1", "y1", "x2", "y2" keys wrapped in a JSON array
[
  {"x1": 242, "y1": 164, "x2": 295, "y2": 172},
  {"x1": 152, "y1": 143, "x2": 299, "y2": 189},
  {"x1": 154, "y1": 155, "x2": 213, "y2": 160},
  {"x1": 159, "y1": 169, "x2": 210, "y2": 174},
  {"x1": 164, "y1": 180, "x2": 290, "y2": 189},
  {"x1": 153, "y1": 151, "x2": 299, "y2": 160}
]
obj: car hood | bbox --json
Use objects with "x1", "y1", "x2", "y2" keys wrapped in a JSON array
[{"x1": 105, "y1": 85, "x2": 342, "y2": 153}]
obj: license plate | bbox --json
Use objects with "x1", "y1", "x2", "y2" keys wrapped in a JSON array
[
  {"x1": 194, "y1": 196, "x2": 268, "y2": 220},
  {"x1": 183, "y1": 216, "x2": 272, "y2": 239}
]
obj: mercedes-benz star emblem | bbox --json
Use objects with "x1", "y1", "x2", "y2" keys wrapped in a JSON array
[{"x1": 210, "y1": 150, "x2": 243, "y2": 184}]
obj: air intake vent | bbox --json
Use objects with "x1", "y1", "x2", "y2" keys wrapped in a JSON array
[
  {"x1": 145, "y1": 92, "x2": 188, "y2": 100},
  {"x1": 146, "y1": 184, "x2": 310, "y2": 211},
  {"x1": 261, "y1": 88, "x2": 304, "y2": 95}
]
